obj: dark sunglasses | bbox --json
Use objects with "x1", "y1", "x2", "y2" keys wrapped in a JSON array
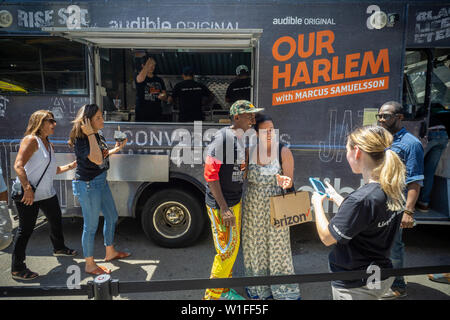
[
  {"x1": 45, "y1": 118, "x2": 57, "y2": 125},
  {"x1": 376, "y1": 113, "x2": 398, "y2": 120}
]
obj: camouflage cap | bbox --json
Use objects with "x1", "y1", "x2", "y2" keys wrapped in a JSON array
[{"x1": 229, "y1": 100, "x2": 264, "y2": 116}]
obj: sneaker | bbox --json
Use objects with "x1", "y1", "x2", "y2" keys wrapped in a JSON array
[
  {"x1": 53, "y1": 247, "x2": 78, "y2": 257},
  {"x1": 416, "y1": 202, "x2": 430, "y2": 212},
  {"x1": 380, "y1": 287, "x2": 407, "y2": 299},
  {"x1": 221, "y1": 289, "x2": 246, "y2": 300}
]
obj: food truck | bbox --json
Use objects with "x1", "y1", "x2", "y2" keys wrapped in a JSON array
[{"x1": 0, "y1": 0, "x2": 449, "y2": 248}]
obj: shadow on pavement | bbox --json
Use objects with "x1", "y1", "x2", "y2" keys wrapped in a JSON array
[{"x1": 404, "y1": 282, "x2": 450, "y2": 300}]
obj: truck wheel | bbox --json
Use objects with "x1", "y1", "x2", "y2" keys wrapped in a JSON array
[{"x1": 141, "y1": 188, "x2": 205, "y2": 248}]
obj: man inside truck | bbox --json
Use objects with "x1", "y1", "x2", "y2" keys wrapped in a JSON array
[
  {"x1": 377, "y1": 101, "x2": 424, "y2": 299},
  {"x1": 225, "y1": 65, "x2": 252, "y2": 105},
  {"x1": 135, "y1": 56, "x2": 168, "y2": 122},
  {"x1": 203, "y1": 100, "x2": 263, "y2": 300},
  {"x1": 168, "y1": 66, "x2": 214, "y2": 122}
]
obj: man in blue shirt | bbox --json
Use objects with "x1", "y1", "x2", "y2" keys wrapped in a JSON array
[{"x1": 377, "y1": 101, "x2": 424, "y2": 299}]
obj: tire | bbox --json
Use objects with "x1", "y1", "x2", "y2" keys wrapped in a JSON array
[{"x1": 141, "y1": 188, "x2": 206, "y2": 248}]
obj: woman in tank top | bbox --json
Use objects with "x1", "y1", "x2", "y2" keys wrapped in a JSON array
[{"x1": 11, "y1": 110, "x2": 78, "y2": 281}]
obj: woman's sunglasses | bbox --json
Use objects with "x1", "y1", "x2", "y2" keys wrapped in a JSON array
[{"x1": 45, "y1": 118, "x2": 57, "y2": 125}]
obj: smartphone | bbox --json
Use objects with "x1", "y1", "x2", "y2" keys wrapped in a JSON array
[{"x1": 309, "y1": 177, "x2": 329, "y2": 197}]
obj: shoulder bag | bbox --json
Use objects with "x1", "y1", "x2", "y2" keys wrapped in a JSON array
[{"x1": 11, "y1": 144, "x2": 52, "y2": 202}]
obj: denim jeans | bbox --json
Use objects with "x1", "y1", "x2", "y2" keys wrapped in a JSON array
[
  {"x1": 72, "y1": 172, "x2": 118, "y2": 258},
  {"x1": 390, "y1": 227, "x2": 406, "y2": 288},
  {"x1": 419, "y1": 130, "x2": 449, "y2": 205}
]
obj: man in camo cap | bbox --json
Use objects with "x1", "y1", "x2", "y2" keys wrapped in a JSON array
[
  {"x1": 203, "y1": 99, "x2": 263, "y2": 300},
  {"x1": 229, "y1": 99, "x2": 264, "y2": 118}
]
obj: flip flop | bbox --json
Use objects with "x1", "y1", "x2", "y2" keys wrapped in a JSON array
[
  {"x1": 104, "y1": 251, "x2": 131, "y2": 262},
  {"x1": 86, "y1": 265, "x2": 111, "y2": 276},
  {"x1": 428, "y1": 273, "x2": 450, "y2": 284}
]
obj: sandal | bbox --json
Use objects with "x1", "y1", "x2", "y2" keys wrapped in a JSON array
[
  {"x1": 428, "y1": 273, "x2": 450, "y2": 284},
  {"x1": 11, "y1": 269, "x2": 39, "y2": 281},
  {"x1": 104, "y1": 251, "x2": 131, "y2": 262},
  {"x1": 86, "y1": 265, "x2": 111, "y2": 276},
  {"x1": 53, "y1": 248, "x2": 78, "y2": 257}
]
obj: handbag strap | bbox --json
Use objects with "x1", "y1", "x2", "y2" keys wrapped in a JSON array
[{"x1": 34, "y1": 139, "x2": 52, "y2": 189}]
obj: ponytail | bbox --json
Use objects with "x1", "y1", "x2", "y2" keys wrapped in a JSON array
[
  {"x1": 348, "y1": 125, "x2": 406, "y2": 212},
  {"x1": 378, "y1": 149, "x2": 406, "y2": 211}
]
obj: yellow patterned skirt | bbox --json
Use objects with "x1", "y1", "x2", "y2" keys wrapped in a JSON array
[{"x1": 203, "y1": 202, "x2": 241, "y2": 300}]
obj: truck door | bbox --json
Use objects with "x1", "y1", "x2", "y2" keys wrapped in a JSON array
[{"x1": 403, "y1": 49, "x2": 450, "y2": 224}]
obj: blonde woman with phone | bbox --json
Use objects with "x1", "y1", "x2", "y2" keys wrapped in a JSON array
[{"x1": 311, "y1": 125, "x2": 406, "y2": 300}]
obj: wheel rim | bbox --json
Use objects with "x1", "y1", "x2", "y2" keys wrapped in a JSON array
[{"x1": 152, "y1": 201, "x2": 191, "y2": 239}]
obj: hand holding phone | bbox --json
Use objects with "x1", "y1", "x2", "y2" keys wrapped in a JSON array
[
  {"x1": 324, "y1": 181, "x2": 344, "y2": 207},
  {"x1": 309, "y1": 178, "x2": 329, "y2": 198},
  {"x1": 81, "y1": 118, "x2": 95, "y2": 136}
]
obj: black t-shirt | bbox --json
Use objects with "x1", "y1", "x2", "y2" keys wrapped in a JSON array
[
  {"x1": 328, "y1": 183, "x2": 402, "y2": 288},
  {"x1": 172, "y1": 79, "x2": 211, "y2": 122},
  {"x1": 225, "y1": 77, "x2": 251, "y2": 103},
  {"x1": 74, "y1": 133, "x2": 110, "y2": 181},
  {"x1": 135, "y1": 75, "x2": 166, "y2": 122},
  {"x1": 205, "y1": 127, "x2": 246, "y2": 209}
]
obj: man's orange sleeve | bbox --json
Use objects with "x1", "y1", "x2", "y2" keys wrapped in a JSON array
[{"x1": 204, "y1": 155, "x2": 222, "y2": 182}]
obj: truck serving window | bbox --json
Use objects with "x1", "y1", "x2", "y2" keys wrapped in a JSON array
[
  {"x1": 42, "y1": 28, "x2": 261, "y2": 123},
  {"x1": 100, "y1": 49, "x2": 251, "y2": 123},
  {"x1": 0, "y1": 37, "x2": 87, "y2": 95}
]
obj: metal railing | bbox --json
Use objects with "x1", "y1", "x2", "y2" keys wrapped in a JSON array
[{"x1": 1, "y1": 264, "x2": 449, "y2": 300}]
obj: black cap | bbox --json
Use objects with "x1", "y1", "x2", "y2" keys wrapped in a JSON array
[{"x1": 182, "y1": 66, "x2": 194, "y2": 76}]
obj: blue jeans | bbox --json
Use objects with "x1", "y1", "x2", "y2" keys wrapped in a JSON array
[
  {"x1": 419, "y1": 130, "x2": 449, "y2": 204},
  {"x1": 390, "y1": 227, "x2": 406, "y2": 289},
  {"x1": 72, "y1": 172, "x2": 118, "y2": 258}
]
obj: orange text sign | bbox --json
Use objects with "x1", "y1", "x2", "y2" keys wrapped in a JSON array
[{"x1": 272, "y1": 76, "x2": 389, "y2": 105}]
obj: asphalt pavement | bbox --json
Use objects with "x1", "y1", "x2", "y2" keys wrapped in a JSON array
[{"x1": 0, "y1": 211, "x2": 449, "y2": 300}]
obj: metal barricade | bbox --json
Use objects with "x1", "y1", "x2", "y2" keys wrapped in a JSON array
[{"x1": 0, "y1": 265, "x2": 448, "y2": 300}]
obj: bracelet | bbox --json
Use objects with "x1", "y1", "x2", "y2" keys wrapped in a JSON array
[{"x1": 404, "y1": 209, "x2": 414, "y2": 216}]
